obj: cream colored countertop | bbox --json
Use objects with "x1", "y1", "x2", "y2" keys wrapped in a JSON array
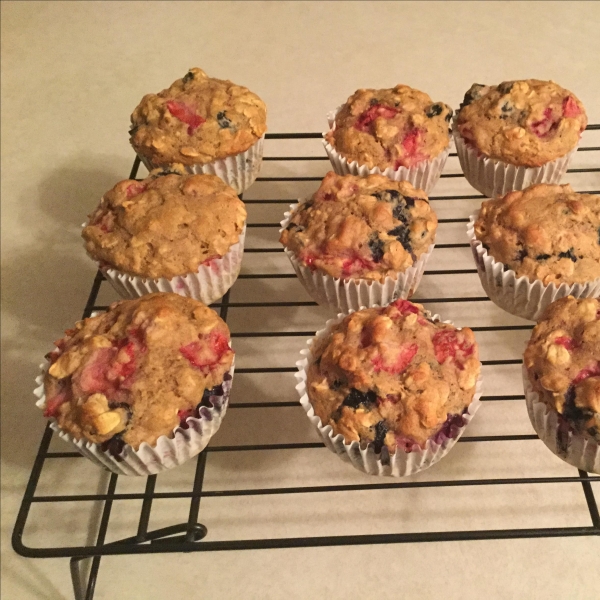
[{"x1": 2, "y1": 2, "x2": 600, "y2": 599}]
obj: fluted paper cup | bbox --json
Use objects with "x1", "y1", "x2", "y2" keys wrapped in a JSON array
[
  {"x1": 454, "y1": 129, "x2": 578, "y2": 198},
  {"x1": 280, "y1": 202, "x2": 433, "y2": 313},
  {"x1": 138, "y1": 136, "x2": 264, "y2": 194},
  {"x1": 35, "y1": 361, "x2": 234, "y2": 476},
  {"x1": 468, "y1": 214, "x2": 600, "y2": 321},
  {"x1": 296, "y1": 309, "x2": 482, "y2": 477},
  {"x1": 523, "y1": 366, "x2": 599, "y2": 474},
  {"x1": 98, "y1": 225, "x2": 245, "y2": 305},
  {"x1": 323, "y1": 107, "x2": 449, "y2": 194}
]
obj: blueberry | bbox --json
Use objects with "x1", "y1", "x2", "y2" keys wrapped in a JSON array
[
  {"x1": 152, "y1": 167, "x2": 183, "y2": 178},
  {"x1": 503, "y1": 264, "x2": 511, "y2": 272},
  {"x1": 369, "y1": 98, "x2": 379, "y2": 106},
  {"x1": 197, "y1": 384, "x2": 225, "y2": 410},
  {"x1": 223, "y1": 372, "x2": 233, "y2": 381},
  {"x1": 501, "y1": 101, "x2": 513, "y2": 113},
  {"x1": 536, "y1": 253, "x2": 551, "y2": 261},
  {"x1": 558, "y1": 248, "x2": 578, "y2": 262},
  {"x1": 459, "y1": 83, "x2": 486, "y2": 111},
  {"x1": 497, "y1": 82, "x2": 514, "y2": 95},
  {"x1": 372, "y1": 420, "x2": 388, "y2": 453},
  {"x1": 404, "y1": 196, "x2": 416, "y2": 208},
  {"x1": 426, "y1": 103, "x2": 443, "y2": 118},
  {"x1": 216, "y1": 111, "x2": 232, "y2": 129},
  {"x1": 515, "y1": 248, "x2": 528, "y2": 261},
  {"x1": 108, "y1": 401, "x2": 132, "y2": 422},
  {"x1": 101, "y1": 434, "x2": 126, "y2": 460},
  {"x1": 563, "y1": 385, "x2": 593, "y2": 425},
  {"x1": 183, "y1": 71, "x2": 194, "y2": 84},
  {"x1": 342, "y1": 388, "x2": 377, "y2": 409},
  {"x1": 368, "y1": 234, "x2": 384, "y2": 263},
  {"x1": 392, "y1": 204, "x2": 409, "y2": 224},
  {"x1": 373, "y1": 189, "x2": 400, "y2": 203},
  {"x1": 388, "y1": 225, "x2": 412, "y2": 253}
]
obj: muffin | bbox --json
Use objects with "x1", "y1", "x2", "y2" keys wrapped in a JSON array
[
  {"x1": 296, "y1": 299, "x2": 482, "y2": 476},
  {"x1": 323, "y1": 85, "x2": 453, "y2": 193},
  {"x1": 37, "y1": 293, "x2": 234, "y2": 475},
  {"x1": 523, "y1": 296, "x2": 599, "y2": 473},
  {"x1": 469, "y1": 183, "x2": 600, "y2": 320},
  {"x1": 129, "y1": 68, "x2": 267, "y2": 193},
  {"x1": 83, "y1": 166, "x2": 247, "y2": 305},
  {"x1": 454, "y1": 79, "x2": 587, "y2": 198},
  {"x1": 280, "y1": 171, "x2": 437, "y2": 312}
]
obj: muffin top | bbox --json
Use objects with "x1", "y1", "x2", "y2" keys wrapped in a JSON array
[
  {"x1": 83, "y1": 166, "x2": 247, "y2": 279},
  {"x1": 280, "y1": 172, "x2": 437, "y2": 282},
  {"x1": 43, "y1": 293, "x2": 234, "y2": 450},
  {"x1": 130, "y1": 68, "x2": 267, "y2": 166},
  {"x1": 306, "y1": 300, "x2": 480, "y2": 451},
  {"x1": 456, "y1": 79, "x2": 587, "y2": 167},
  {"x1": 325, "y1": 85, "x2": 453, "y2": 170},
  {"x1": 524, "y1": 296, "x2": 600, "y2": 442},
  {"x1": 474, "y1": 184, "x2": 600, "y2": 286}
]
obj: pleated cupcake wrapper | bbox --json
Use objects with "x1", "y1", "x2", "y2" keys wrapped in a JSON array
[
  {"x1": 295, "y1": 310, "x2": 482, "y2": 477},
  {"x1": 138, "y1": 135, "x2": 265, "y2": 194},
  {"x1": 35, "y1": 361, "x2": 234, "y2": 476},
  {"x1": 280, "y1": 201, "x2": 433, "y2": 313},
  {"x1": 468, "y1": 213, "x2": 600, "y2": 321},
  {"x1": 523, "y1": 366, "x2": 599, "y2": 474},
  {"x1": 453, "y1": 128, "x2": 578, "y2": 199},
  {"x1": 99, "y1": 225, "x2": 246, "y2": 305},
  {"x1": 323, "y1": 107, "x2": 450, "y2": 194}
]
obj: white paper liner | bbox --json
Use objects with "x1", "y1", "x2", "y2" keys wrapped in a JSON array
[
  {"x1": 295, "y1": 310, "x2": 483, "y2": 477},
  {"x1": 523, "y1": 366, "x2": 599, "y2": 474},
  {"x1": 138, "y1": 135, "x2": 264, "y2": 194},
  {"x1": 323, "y1": 107, "x2": 450, "y2": 194},
  {"x1": 99, "y1": 225, "x2": 246, "y2": 305},
  {"x1": 468, "y1": 213, "x2": 600, "y2": 321},
  {"x1": 453, "y1": 128, "x2": 578, "y2": 198},
  {"x1": 280, "y1": 202, "x2": 433, "y2": 313},
  {"x1": 35, "y1": 361, "x2": 234, "y2": 476}
]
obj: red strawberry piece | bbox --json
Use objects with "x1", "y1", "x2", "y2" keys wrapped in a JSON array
[
  {"x1": 126, "y1": 182, "x2": 147, "y2": 199},
  {"x1": 354, "y1": 104, "x2": 399, "y2": 133},
  {"x1": 341, "y1": 255, "x2": 374, "y2": 276},
  {"x1": 177, "y1": 408, "x2": 194, "y2": 422},
  {"x1": 402, "y1": 128, "x2": 420, "y2": 156},
  {"x1": 432, "y1": 329, "x2": 474, "y2": 369},
  {"x1": 572, "y1": 362, "x2": 600, "y2": 386},
  {"x1": 167, "y1": 100, "x2": 205, "y2": 135},
  {"x1": 554, "y1": 336, "x2": 579, "y2": 351},
  {"x1": 531, "y1": 107, "x2": 557, "y2": 138},
  {"x1": 390, "y1": 299, "x2": 419, "y2": 315},
  {"x1": 44, "y1": 390, "x2": 69, "y2": 418},
  {"x1": 300, "y1": 251, "x2": 318, "y2": 269},
  {"x1": 77, "y1": 347, "x2": 115, "y2": 394},
  {"x1": 372, "y1": 343, "x2": 418, "y2": 374},
  {"x1": 180, "y1": 330, "x2": 230, "y2": 372},
  {"x1": 562, "y1": 96, "x2": 581, "y2": 118},
  {"x1": 395, "y1": 435, "x2": 421, "y2": 453}
]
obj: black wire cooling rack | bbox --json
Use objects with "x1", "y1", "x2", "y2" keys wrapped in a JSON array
[{"x1": 12, "y1": 128, "x2": 600, "y2": 600}]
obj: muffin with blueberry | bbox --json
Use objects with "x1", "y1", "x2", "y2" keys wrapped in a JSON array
[
  {"x1": 523, "y1": 296, "x2": 599, "y2": 473},
  {"x1": 37, "y1": 293, "x2": 234, "y2": 475},
  {"x1": 129, "y1": 68, "x2": 267, "y2": 193},
  {"x1": 297, "y1": 299, "x2": 482, "y2": 476},
  {"x1": 455, "y1": 79, "x2": 587, "y2": 198},
  {"x1": 83, "y1": 165, "x2": 247, "y2": 305},
  {"x1": 469, "y1": 183, "x2": 600, "y2": 320},
  {"x1": 324, "y1": 85, "x2": 453, "y2": 193},
  {"x1": 280, "y1": 171, "x2": 437, "y2": 312}
]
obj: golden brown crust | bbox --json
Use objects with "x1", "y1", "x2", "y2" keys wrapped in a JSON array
[
  {"x1": 456, "y1": 79, "x2": 587, "y2": 167},
  {"x1": 280, "y1": 172, "x2": 437, "y2": 282},
  {"x1": 325, "y1": 85, "x2": 452, "y2": 169},
  {"x1": 43, "y1": 293, "x2": 234, "y2": 449},
  {"x1": 130, "y1": 68, "x2": 267, "y2": 166},
  {"x1": 306, "y1": 300, "x2": 480, "y2": 450},
  {"x1": 82, "y1": 166, "x2": 247, "y2": 279},
  {"x1": 524, "y1": 297, "x2": 600, "y2": 442},
  {"x1": 474, "y1": 184, "x2": 600, "y2": 286}
]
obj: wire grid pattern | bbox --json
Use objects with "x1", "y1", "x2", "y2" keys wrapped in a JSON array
[{"x1": 12, "y1": 128, "x2": 600, "y2": 600}]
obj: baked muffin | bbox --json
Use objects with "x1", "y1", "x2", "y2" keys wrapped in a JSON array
[
  {"x1": 305, "y1": 300, "x2": 480, "y2": 455},
  {"x1": 129, "y1": 68, "x2": 267, "y2": 192},
  {"x1": 474, "y1": 184, "x2": 600, "y2": 286},
  {"x1": 41, "y1": 294, "x2": 234, "y2": 469},
  {"x1": 524, "y1": 296, "x2": 599, "y2": 472},
  {"x1": 323, "y1": 85, "x2": 452, "y2": 193},
  {"x1": 454, "y1": 80, "x2": 587, "y2": 197},
  {"x1": 83, "y1": 166, "x2": 247, "y2": 304}
]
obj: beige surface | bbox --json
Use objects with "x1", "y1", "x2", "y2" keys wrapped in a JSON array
[{"x1": 2, "y1": 2, "x2": 600, "y2": 599}]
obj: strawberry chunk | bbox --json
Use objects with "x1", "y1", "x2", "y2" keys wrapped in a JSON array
[
  {"x1": 167, "y1": 100, "x2": 205, "y2": 135},
  {"x1": 562, "y1": 96, "x2": 581, "y2": 118},
  {"x1": 554, "y1": 336, "x2": 579, "y2": 351},
  {"x1": 390, "y1": 299, "x2": 419, "y2": 315},
  {"x1": 372, "y1": 343, "x2": 418, "y2": 374},
  {"x1": 432, "y1": 329, "x2": 474, "y2": 368},
  {"x1": 78, "y1": 347, "x2": 115, "y2": 394},
  {"x1": 572, "y1": 362, "x2": 600, "y2": 386},
  {"x1": 180, "y1": 330, "x2": 230, "y2": 372},
  {"x1": 44, "y1": 389, "x2": 69, "y2": 418},
  {"x1": 341, "y1": 255, "x2": 374, "y2": 276},
  {"x1": 531, "y1": 107, "x2": 557, "y2": 138},
  {"x1": 354, "y1": 104, "x2": 399, "y2": 133},
  {"x1": 299, "y1": 251, "x2": 318, "y2": 269},
  {"x1": 126, "y1": 182, "x2": 146, "y2": 198}
]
